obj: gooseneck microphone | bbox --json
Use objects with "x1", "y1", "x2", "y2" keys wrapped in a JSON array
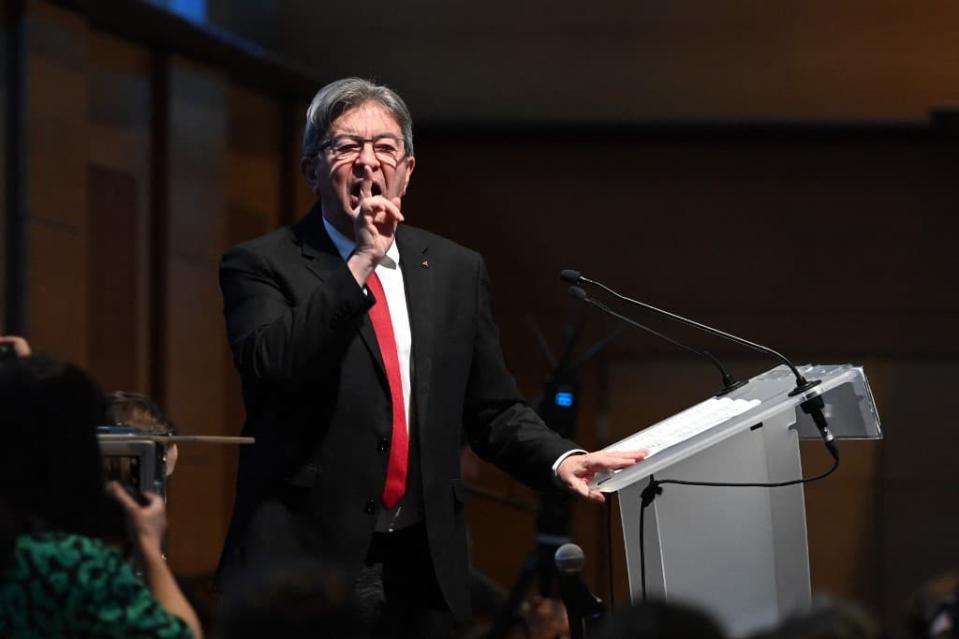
[
  {"x1": 563, "y1": 269, "x2": 837, "y2": 453},
  {"x1": 561, "y1": 269, "x2": 820, "y2": 397},
  {"x1": 555, "y1": 544, "x2": 605, "y2": 639},
  {"x1": 568, "y1": 286, "x2": 746, "y2": 396}
]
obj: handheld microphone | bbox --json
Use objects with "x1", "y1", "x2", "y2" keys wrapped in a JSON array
[
  {"x1": 562, "y1": 269, "x2": 820, "y2": 396},
  {"x1": 568, "y1": 286, "x2": 746, "y2": 396},
  {"x1": 555, "y1": 543, "x2": 605, "y2": 639}
]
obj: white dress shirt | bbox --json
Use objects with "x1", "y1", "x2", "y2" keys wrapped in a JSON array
[{"x1": 323, "y1": 218, "x2": 412, "y2": 435}]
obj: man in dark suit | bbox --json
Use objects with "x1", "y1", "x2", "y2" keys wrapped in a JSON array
[{"x1": 217, "y1": 78, "x2": 645, "y2": 637}]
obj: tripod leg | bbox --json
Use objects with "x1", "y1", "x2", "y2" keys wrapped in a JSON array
[{"x1": 486, "y1": 549, "x2": 543, "y2": 639}]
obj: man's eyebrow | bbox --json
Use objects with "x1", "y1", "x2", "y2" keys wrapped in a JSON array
[{"x1": 329, "y1": 131, "x2": 402, "y2": 138}]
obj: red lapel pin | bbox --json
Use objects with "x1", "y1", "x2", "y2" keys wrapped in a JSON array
[{"x1": 421, "y1": 259, "x2": 430, "y2": 269}]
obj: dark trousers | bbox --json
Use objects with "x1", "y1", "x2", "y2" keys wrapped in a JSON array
[
  {"x1": 222, "y1": 494, "x2": 462, "y2": 638},
  {"x1": 355, "y1": 524, "x2": 459, "y2": 639}
]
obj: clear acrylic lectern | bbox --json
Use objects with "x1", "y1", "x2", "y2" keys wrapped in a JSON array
[{"x1": 592, "y1": 364, "x2": 881, "y2": 637}]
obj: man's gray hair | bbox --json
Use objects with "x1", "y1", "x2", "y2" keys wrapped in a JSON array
[{"x1": 302, "y1": 78, "x2": 414, "y2": 159}]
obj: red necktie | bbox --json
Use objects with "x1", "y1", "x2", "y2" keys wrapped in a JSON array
[{"x1": 366, "y1": 272, "x2": 409, "y2": 509}]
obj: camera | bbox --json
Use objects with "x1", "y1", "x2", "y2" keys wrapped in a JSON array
[
  {"x1": 0, "y1": 343, "x2": 16, "y2": 364},
  {"x1": 97, "y1": 426, "x2": 168, "y2": 501}
]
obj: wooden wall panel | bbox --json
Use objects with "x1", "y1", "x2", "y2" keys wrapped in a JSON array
[
  {"x1": 165, "y1": 257, "x2": 230, "y2": 574},
  {"x1": 277, "y1": 1, "x2": 959, "y2": 121},
  {"x1": 23, "y1": 1, "x2": 88, "y2": 363},
  {"x1": 166, "y1": 66, "x2": 226, "y2": 265},
  {"x1": 25, "y1": 219, "x2": 87, "y2": 359},
  {"x1": 226, "y1": 85, "x2": 281, "y2": 242},
  {"x1": 877, "y1": 362, "x2": 959, "y2": 625},
  {"x1": 289, "y1": 99, "x2": 314, "y2": 219},
  {"x1": 802, "y1": 438, "x2": 883, "y2": 607},
  {"x1": 87, "y1": 32, "x2": 152, "y2": 391},
  {"x1": 220, "y1": 85, "x2": 285, "y2": 551},
  {"x1": 0, "y1": 13, "x2": 6, "y2": 324},
  {"x1": 86, "y1": 165, "x2": 139, "y2": 391},
  {"x1": 405, "y1": 137, "x2": 959, "y2": 358},
  {"x1": 163, "y1": 56, "x2": 230, "y2": 577}
]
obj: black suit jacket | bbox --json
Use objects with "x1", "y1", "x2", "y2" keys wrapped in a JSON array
[{"x1": 217, "y1": 205, "x2": 577, "y2": 619}]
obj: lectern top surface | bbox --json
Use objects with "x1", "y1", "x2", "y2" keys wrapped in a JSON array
[
  {"x1": 603, "y1": 396, "x2": 760, "y2": 461},
  {"x1": 593, "y1": 364, "x2": 880, "y2": 492}
]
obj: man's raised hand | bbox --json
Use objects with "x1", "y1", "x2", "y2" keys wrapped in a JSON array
[
  {"x1": 352, "y1": 168, "x2": 404, "y2": 260},
  {"x1": 348, "y1": 168, "x2": 405, "y2": 286}
]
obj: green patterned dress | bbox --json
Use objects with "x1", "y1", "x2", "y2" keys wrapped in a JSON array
[{"x1": 0, "y1": 531, "x2": 192, "y2": 638}]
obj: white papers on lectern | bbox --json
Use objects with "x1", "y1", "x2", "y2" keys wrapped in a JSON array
[{"x1": 606, "y1": 396, "x2": 761, "y2": 459}]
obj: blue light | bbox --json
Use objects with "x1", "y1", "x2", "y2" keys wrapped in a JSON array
[
  {"x1": 555, "y1": 391, "x2": 574, "y2": 408},
  {"x1": 168, "y1": 0, "x2": 206, "y2": 23}
]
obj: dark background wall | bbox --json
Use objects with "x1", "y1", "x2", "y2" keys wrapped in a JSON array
[
  {"x1": 2, "y1": 1, "x2": 958, "y2": 633},
  {"x1": 214, "y1": 1, "x2": 959, "y2": 121}
]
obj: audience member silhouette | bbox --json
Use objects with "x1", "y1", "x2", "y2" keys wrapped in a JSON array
[
  {"x1": 215, "y1": 555, "x2": 368, "y2": 639},
  {"x1": 749, "y1": 597, "x2": 883, "y2": 639},
  {"x1": 592, "y1": 598, "x2": 726, "y2": 639},
  {"x1": 908, "y1": 573, "x2": 959, "y2": 639},
  {"x1": 0, "y1": 356, "x2": 203, "y2": 638}
]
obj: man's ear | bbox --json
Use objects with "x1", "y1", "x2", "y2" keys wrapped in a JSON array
[
  {"x1": 399, "y1": 156, "x2": 415, "y2": 197},
  {"x1": 301, "y1": 157, "x2": 319, "y2": 193}
]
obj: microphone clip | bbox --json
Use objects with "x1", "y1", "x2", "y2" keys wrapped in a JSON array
[{"x1": 800, "y1": 394, "x2": 839, "y2": 460}]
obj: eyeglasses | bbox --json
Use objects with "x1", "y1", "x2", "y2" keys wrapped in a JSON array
[{"x1": 319, "y1": 134, "x2": 406, "y2": 165}]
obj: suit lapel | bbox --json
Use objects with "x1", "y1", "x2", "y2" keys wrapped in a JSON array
[
  {"x1": 397, "y1": 227, "x2": 433, "y2": 435},
  {"x1": 292, "y1": 206, "x2": 384, "y2": 374}
]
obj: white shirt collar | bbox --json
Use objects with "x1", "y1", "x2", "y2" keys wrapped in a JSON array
[{"x1": 322, "y1": 215, "x2": 399, "y2": 269}]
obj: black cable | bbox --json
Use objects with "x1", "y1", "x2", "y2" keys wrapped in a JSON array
[
  {"x1": 639, "y1": 475, "x2": 661, "y2": 603},
  {"x1": 639, "y1": 502, "x2": 645, "y2": 603},
  {"x1": 657, "y1": 454, "x2": 838, "y2": 490},
  {"x1": 636, "y1": 446, "x2": 840, "y2": 601},
  {"x1": 606, "y1": 497, "x2": 614, "y2": 609}
]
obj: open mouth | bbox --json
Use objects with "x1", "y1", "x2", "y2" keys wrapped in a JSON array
[
  {"x1": 351, "y1": 182, "x2": 383, "y2": 197},
  {"x1": 349, "y1": 182, "x2": 383, "y2": 208}
]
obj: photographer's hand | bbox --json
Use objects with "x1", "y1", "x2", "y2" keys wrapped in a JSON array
[
  {"x1": 108, "y1": 482, "x2": 165, "y2": 556},
  {"x1": 0, "y1": 335, "x2": 31, "y2": 358},
  {"x1": 108, "y1": 482, "x2": 203, "y2": 639}
]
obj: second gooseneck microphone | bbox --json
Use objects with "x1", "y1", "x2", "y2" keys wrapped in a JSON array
[
  {"x1": 561, "y1": 269, "x2": 820, "y2": 397},
  {"x1": 567, "y1": 286, "x2": 746, "y2": 396}
]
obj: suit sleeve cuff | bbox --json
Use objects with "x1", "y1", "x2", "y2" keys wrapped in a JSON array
[{"x1": 552, "y1": 449, "x2": 588, "y2": 479}]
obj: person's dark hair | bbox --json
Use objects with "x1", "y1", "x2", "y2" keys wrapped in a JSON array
[
  {"x1": 908, "y1": 574, "x2": 959, "y2": 639},
  {"x1": 0, "y1": 497, "x2": 19, "y2": 572},
  {"x1": 0, "y1": 357, "x2": 107, "y2": 546},
  {"x1": 215, "y1": 556, "x2": 368, "y2": 639},
  {"x1": 592, "y1": 599, "x2": 726, "y2": 639},
  {"x1": 750, "y1": 597, "x2": 884, "y2": 639},
  {"x1": 105, "y1": 390, "x2": 177, "y2": 436}
]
